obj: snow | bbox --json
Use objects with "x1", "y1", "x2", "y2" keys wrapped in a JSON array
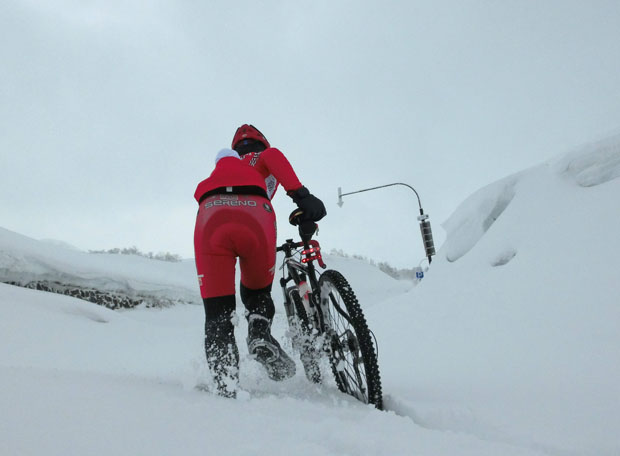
[
  {"x1": 2, "y1": 134, "x2": 620, "y2": 455},
  {"x1": 0, "y1": 226, "x2": 200, "y2": 306},
  {"x1": 370, "y1": 135, "x2": 620, "y2": 455},
  {"x1": 553, "y1": 132, "x2": 620, "y2": 187}
]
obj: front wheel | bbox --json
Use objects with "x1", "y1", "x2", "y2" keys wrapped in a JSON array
[{"x1": 318, "y1": 270, "x2": 383, "y2": 409}]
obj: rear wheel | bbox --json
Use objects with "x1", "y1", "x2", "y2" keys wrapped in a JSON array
[{"x1": 318, "y1": 270, "x2": 383, "y2": 409}]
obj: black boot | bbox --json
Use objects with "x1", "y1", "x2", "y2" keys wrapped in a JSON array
[
  {"x1": 246, "y1": 313, "x2": 296, "y2": 381},
  {"x1": 241, "y1": 285, "x2": 296, "y2": 381},
  {"x1": 204, "y1": 296, "x2": 239, "y2": 398}
]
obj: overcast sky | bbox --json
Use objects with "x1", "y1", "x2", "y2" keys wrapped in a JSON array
[{"x1": 2, "y1": 0, "x2": 620, "y2": 268}]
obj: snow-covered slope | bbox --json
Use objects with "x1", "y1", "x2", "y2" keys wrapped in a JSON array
[
  {"x1": 2, "y1": 134, "x2": 620, "y2": 455},
  {"x1": 369, "y1": 133, "x2": 620, "y2": 455},
  {"x1": 0, "y1": 226, "x2": 200, "y2": 307}
]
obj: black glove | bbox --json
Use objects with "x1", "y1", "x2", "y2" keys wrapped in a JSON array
[{"x1": 288, "y1": 186, "x2": 326, "y2": 222}]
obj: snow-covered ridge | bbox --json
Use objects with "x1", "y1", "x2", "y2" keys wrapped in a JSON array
[
  {"x1": 368, "y1": 132, "x2": 620, "y2": 455},
  {"x1": 0, "y1": 227, "x2": 201, "y2": 308},
  {"x1": 553, "y1": 132, "x2": 620, "y2": 187},
  {"x1": 441, "y1": 132, "x2": 620, "y2": 263}
]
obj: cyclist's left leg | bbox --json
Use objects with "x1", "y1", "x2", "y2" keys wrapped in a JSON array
[
  {"x1": 236, "y1": 198, "x2": 296, "y2": 381},
  {"x1": 194, "y1": 201, "x2": 242, "y2": 397}
]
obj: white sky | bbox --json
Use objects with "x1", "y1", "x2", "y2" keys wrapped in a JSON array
[{"x1": 2, "y1": 0, "x2": 620, "y2": 268}]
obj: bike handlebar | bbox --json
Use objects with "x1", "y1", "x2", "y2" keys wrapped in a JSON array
[
  {"x1": 276, "y1": 239, "x2": 326, "y2": 268},
  {"x1": 276, "y1": 240, "x2": 304, "y2": 252}
]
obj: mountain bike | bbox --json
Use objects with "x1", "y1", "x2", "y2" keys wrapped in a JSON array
[{"x1": 277, "y1": 211, "x2": 383, "y2": 409}]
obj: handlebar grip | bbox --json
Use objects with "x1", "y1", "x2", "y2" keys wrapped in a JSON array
[{"x1": 298, "y1": 220, "x2": 317, "y2": 240}]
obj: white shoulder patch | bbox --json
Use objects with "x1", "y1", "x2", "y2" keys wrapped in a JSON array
[{"x1": 265, "y1": 175, "x2": 277, "y2": 199}]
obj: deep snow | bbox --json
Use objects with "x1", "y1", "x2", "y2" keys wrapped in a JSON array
[{"x1": 2, "y1": 134, "x2": 620, "y2": 455}]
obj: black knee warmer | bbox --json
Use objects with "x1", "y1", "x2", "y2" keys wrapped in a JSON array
[
  {"x1": 203, "y1": 295, "x2": 236, "y2": 322},
  {"x1": 203, "y1": 295, "x2": 236, "y2": 342},
  {"x1": 239, "y1": 283, "x2": 275, "y2": 320}
]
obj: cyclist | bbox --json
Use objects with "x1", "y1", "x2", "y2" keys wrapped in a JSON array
[{"x1": 194, "y1": 125, "x2": 326, "y2": 397}]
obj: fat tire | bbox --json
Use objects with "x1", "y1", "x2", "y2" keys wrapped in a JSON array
[{"x1": 318, "y1": 270, "x2": 383, "y2": 409}]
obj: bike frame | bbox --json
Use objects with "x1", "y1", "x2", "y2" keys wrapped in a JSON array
[{"x1": 277, "y1": 238, "x2": 326, "y2": 330}]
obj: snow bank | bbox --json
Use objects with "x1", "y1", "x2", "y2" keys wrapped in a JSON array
[
  {"x1": 441, "y1": 173, "x2": 520, "y2": 262},
  {"x1": 553, "y1": 132, "x2": 620, "y2": 187},
  {"x1": 369, "y1": 134, "x2": 620, "y2": 455},
  {"x1": 0, "y1": 227, "x2": 200, "y2": 308}
]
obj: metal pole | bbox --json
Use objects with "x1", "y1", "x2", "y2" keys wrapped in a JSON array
[
  {"x1": 338, "y1": 183, "x2": 422, "y2": 214},
  {"x1": 338, "y1": 183, "x2": 436, "y2": 264}
]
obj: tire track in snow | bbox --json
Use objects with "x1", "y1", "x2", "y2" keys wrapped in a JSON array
[{"x1": 382, "y1": 394, "x2": 596, "y2": 456}]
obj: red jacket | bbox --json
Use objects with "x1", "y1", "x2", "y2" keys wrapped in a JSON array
[
  {"x1": 194, "y1": 157, "x2": 267, "y2": 202},
  {"x1": 240, "y1": 147, "x2": 302, "y2": 199}
]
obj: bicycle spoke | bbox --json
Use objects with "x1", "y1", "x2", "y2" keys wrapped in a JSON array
[
  {"x1": 321, "y1": 283, "x2": 371, "y2": 403},
  {"x1": 319, "y1": 270, "x2": 383, "y2": 409},
  {"x1": 333, "y1": 343, "x2": 368, "y2": 402}
]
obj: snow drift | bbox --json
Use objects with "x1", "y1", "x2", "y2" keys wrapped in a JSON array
[
  {"x1": 370, "y1": 133, "x2": 620, "y2": 455},
  {"x1": 0, "y1": 226, "x2": 201, "y2": 308}
]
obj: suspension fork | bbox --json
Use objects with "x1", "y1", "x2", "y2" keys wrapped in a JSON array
[
  {"x1": 280, "y1": 276, "x2": 295, "y2": 321},
  {"x1": 279, "y1": 245, "x2": 296, "y2": 320},
  {"x1": 280, "y1": 251, "x2": 308, "y2": 321},
  {"x1": 302, "y1": 240, "x2": 327, "y2": 332}
]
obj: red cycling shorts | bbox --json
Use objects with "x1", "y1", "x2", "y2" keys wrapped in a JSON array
[{"x1": 194, "y1": 194, "x2": 277, "y2": 299}]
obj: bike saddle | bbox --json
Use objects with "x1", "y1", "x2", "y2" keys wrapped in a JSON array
[{"x1": 288, "y1": 209, "x2": 318, "y2": 242}]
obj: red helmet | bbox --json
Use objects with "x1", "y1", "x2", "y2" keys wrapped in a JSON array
[{"x1": 231, "y1": 124, "x2": 270, "y2": 150}]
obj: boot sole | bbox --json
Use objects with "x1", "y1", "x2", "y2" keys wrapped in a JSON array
[{"x1": 250, "y1": 344, "x2": 296, "y2": 381}]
